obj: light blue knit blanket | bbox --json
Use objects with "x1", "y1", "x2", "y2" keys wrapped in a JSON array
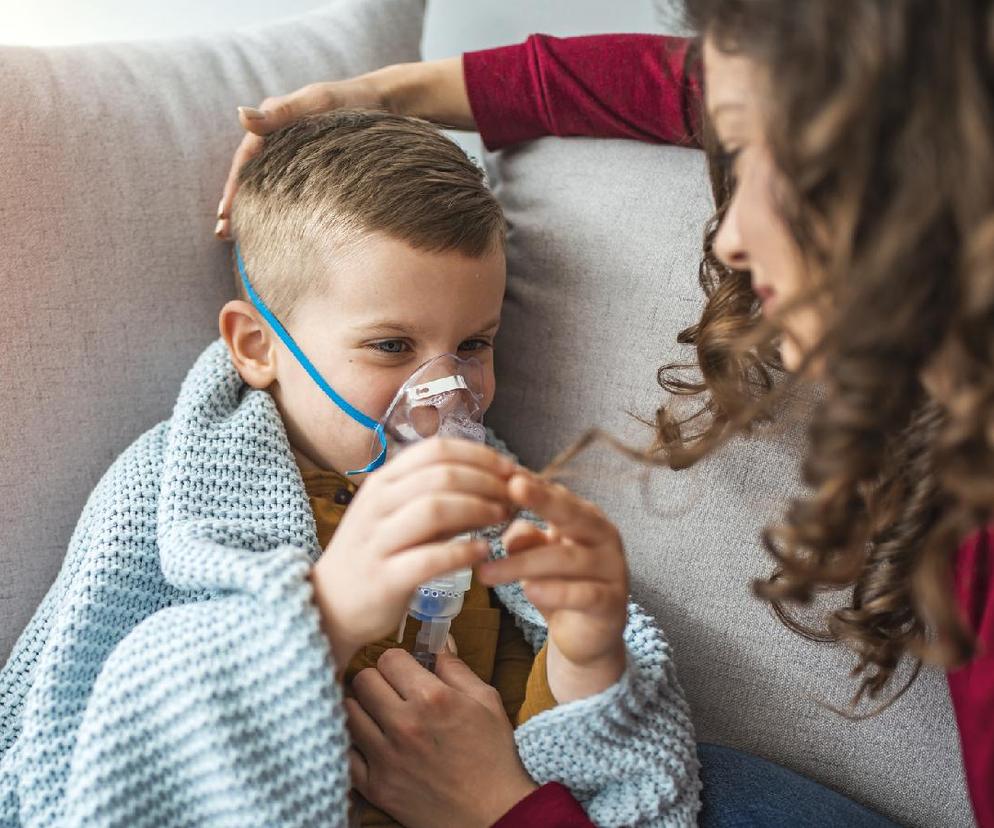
[{"x1": 0, "y1": 339, "x2": 700, "y2": 827}]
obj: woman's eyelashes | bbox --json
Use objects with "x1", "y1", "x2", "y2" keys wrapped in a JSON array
[{"x1": 716, "y1": 146, "x2": 742, "y2": 188}]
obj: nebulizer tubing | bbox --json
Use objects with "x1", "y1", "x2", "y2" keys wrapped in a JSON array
[
  {"x1": 377, "y1": 353, "x2": 487, "y2": 672},
  {"x1": 235, "y1": 244, "x2": 388, "y2": 475}
]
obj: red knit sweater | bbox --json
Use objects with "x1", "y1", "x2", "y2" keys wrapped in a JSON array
[{"x1": 465, "y1": 33, "x2": 994, "y2": 828}]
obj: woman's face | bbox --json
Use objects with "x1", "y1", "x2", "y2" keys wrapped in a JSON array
[{"x1": 703, "y1": 35, "x2": 824, "y2": 372}]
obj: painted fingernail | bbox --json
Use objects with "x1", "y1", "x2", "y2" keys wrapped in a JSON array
[
  {"x1": 216, "y1": 198, "x2": 225, "y2": 219},
  {"x1": 238, "y1": 105, "x2": 266, "y2": 120},
  {"x1": 214, "y1": 219, "x2": 225, "y2": 238}
]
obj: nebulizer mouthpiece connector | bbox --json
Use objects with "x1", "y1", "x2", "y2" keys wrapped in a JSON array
[
  {"x1": 375, "y1": 354, "x2": 487, "y2": 671},
  {"x1": 408, "y1": 564, "x2": 473, "y2": 669}
]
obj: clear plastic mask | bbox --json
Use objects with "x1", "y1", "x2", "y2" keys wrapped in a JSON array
[{"x1": 374, "y1": 353, "x2": 486, "y2": 459}]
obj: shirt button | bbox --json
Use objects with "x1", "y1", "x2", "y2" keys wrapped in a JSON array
[{"x1": 333, "y1": 487, "x2": 353, "y2": 506}]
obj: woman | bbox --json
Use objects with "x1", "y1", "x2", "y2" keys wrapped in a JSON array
[{"x1": 217, "y1": 2, "x2": 993, "y2": 825}]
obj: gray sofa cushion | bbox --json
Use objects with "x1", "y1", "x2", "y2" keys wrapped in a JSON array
[
  {"x1": 0, "y1": 0, "x2": 425, "y2": 662},
  {"x1": 484, "y1": 138, "x2": 972, "y2": 828}
]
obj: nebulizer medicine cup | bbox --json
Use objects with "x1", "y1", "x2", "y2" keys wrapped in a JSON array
[{"x1": 374, "y1": 354, "x2": 487, "y2": 672}]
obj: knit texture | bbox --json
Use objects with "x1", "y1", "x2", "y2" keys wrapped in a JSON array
[{"x1": 0, "y1": 339, "x2": 700, "y2": 827}]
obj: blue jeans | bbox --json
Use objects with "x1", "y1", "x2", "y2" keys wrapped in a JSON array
[{"x1": 699, "y1": 744, "x2": 900, "y2": 827}]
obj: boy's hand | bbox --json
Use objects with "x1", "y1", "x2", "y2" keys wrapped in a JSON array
[
  {"x1": 308, "y1": 439, "x2": 514, "y2": 670},
  {"x1": 477, "y1": 471, "x2": 630, "y2": 703}
]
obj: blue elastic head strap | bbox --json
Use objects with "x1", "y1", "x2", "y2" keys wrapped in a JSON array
[{"x1": 235, "y1": 243, "x2": 388, "y2": 475}]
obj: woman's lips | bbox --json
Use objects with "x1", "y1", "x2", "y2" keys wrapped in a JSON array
[{"x1": 753, "y1": 283, "x2": 776, "y2": 308}]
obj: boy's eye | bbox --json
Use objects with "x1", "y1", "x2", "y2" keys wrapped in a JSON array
[
  {"x1": 371, "y1": 340, "x2": 410, "y2": 355},
  {"x1": 458, "y1": 339, "x2": 492, "y2": 352}
]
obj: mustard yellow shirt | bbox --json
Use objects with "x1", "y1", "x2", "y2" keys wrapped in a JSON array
[{"x1": 302, "y1": 468, "x2": 557, "y2": 827}]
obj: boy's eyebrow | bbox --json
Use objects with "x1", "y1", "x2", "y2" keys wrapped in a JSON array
[
  {"x1": 355, "y1": 317, "x2": 502, "y2": 335},
  {"x1": 354, "y1": 320, "x2": 419, "y2": 335}
]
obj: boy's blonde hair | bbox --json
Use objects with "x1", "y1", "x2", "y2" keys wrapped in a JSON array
[{"x1": 231, "y1": 109, "x2": 506, "y2": 320}]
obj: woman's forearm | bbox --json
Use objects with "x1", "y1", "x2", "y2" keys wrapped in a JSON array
[{"x1": 371, "y1": 57, "x2": 476, "y2": 130}]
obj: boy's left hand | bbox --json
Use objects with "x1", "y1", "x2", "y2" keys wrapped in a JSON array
[{"x1": 477, "y1": 470, "x2": 629, "y2": 703}]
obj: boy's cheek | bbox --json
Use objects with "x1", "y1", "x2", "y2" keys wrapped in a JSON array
[{"x1": 480, "y1": 372, "x2": 498, "y2": 414}]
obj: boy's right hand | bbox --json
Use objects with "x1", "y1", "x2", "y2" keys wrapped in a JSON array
[{"x1": 308, "y1": 438, "x2": 515, "y2": 671}]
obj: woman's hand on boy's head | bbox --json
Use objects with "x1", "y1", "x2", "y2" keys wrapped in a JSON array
[
  {"x1": 308, "y1": 439, "x2": 517, "y2": 670},
  {"x1": 478, "y1": 471, "x2": 630, "y2": 702},
  {"x1": 216, "y1": 77, "x2": 383, "y2": 240}
]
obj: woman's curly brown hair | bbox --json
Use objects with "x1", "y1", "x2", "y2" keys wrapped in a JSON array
[{"x1": 655, "y1": 0, "x2": 994, "y2": 707}]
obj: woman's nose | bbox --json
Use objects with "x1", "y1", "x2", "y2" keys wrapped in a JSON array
[{"x1": 713, "y1": 193, "x2": 750, "y2": 272}]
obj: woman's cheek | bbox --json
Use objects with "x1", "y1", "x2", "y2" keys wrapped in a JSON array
[{"x1": 780, "y1": 304, "x2": 826, "y2": 374}]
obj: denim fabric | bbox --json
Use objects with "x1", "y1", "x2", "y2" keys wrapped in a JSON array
[{"x1": 699, "y1": 744, "x2": 900, "y2": 828}]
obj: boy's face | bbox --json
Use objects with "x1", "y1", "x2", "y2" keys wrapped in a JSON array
[{"x1": 260, "y1": 233, "x2": 505, "y2": 478}]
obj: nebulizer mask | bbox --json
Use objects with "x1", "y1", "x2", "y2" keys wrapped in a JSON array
[
  {"x1": 236, "y1": 245, "x2": 487, "y2": 672},
  {"x1": 375, "y1": 354, "x2": 487, "y2": 671}
]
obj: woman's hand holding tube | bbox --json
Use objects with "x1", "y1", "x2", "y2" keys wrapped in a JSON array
[
  {"x1": 347, "y1": 649, "x2": 538, "y2": 828},
  {"x1": 478, "y1": 470, "x2": 630, "y2": 703}
]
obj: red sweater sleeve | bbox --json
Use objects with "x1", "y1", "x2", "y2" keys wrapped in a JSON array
[
  {"x1": 462, "y1": 33, "x2": 702, "y2": 151},
  {"x1": 948, "y1": 526, "x2": 994, "y2": 828},
  {"x1": 491, "y1": 783, "x2": 594, "y2": 828}
]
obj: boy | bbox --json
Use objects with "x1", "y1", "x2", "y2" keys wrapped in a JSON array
[{"x1": 0, "y1": 111, "x2": 699, "y2": 827}]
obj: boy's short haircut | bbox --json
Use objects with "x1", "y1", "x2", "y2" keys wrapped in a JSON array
[{"x1": 231, "y1": 109, "x2": 506, "y2": 321}]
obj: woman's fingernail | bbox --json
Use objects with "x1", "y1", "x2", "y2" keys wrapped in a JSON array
[
  {"x1": 238, "y1": 105, "x2": 266, "y2": 121},
  {"x1": 214, "y1": 219, "x2": 225, "y2": 238},
  {"x1": 216, "y1": 199, "x2": 225, "y2": 219}
]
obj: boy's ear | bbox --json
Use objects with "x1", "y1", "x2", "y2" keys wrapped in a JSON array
[{"x1": 218, "y1": 300, "x2": 278, "y2": 389}]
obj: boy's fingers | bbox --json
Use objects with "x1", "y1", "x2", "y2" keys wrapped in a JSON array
[
  {"x1": 477, "y1": 543, "x2": 607, "y2": 586},
  {"x1": 509, "y1": 472, "x2": 615, "y2": 545},
  {"x1": 387, "y1": 537, "x2": 491, "y2": 592},
  {"x1": 374, "y1": 492, "x2": 509, "y2": 555},
  {"x1": 501, "y1": 519, "x2": 549, "y2": 553},
  {"x1": 376, "y1": 438, "x2": 517, "y2": 483},
  {"x1": 376, "y1": 463, "x2": 512, "y2": 515}
]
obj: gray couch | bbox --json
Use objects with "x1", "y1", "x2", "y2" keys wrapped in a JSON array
[{"x1": 0, "y1": 1, "x2": 971, "y2": 825}]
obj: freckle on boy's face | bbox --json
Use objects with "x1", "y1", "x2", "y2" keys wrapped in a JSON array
[{"x1": 270, "y1": 232, "x2": 507, "y2": 478}]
